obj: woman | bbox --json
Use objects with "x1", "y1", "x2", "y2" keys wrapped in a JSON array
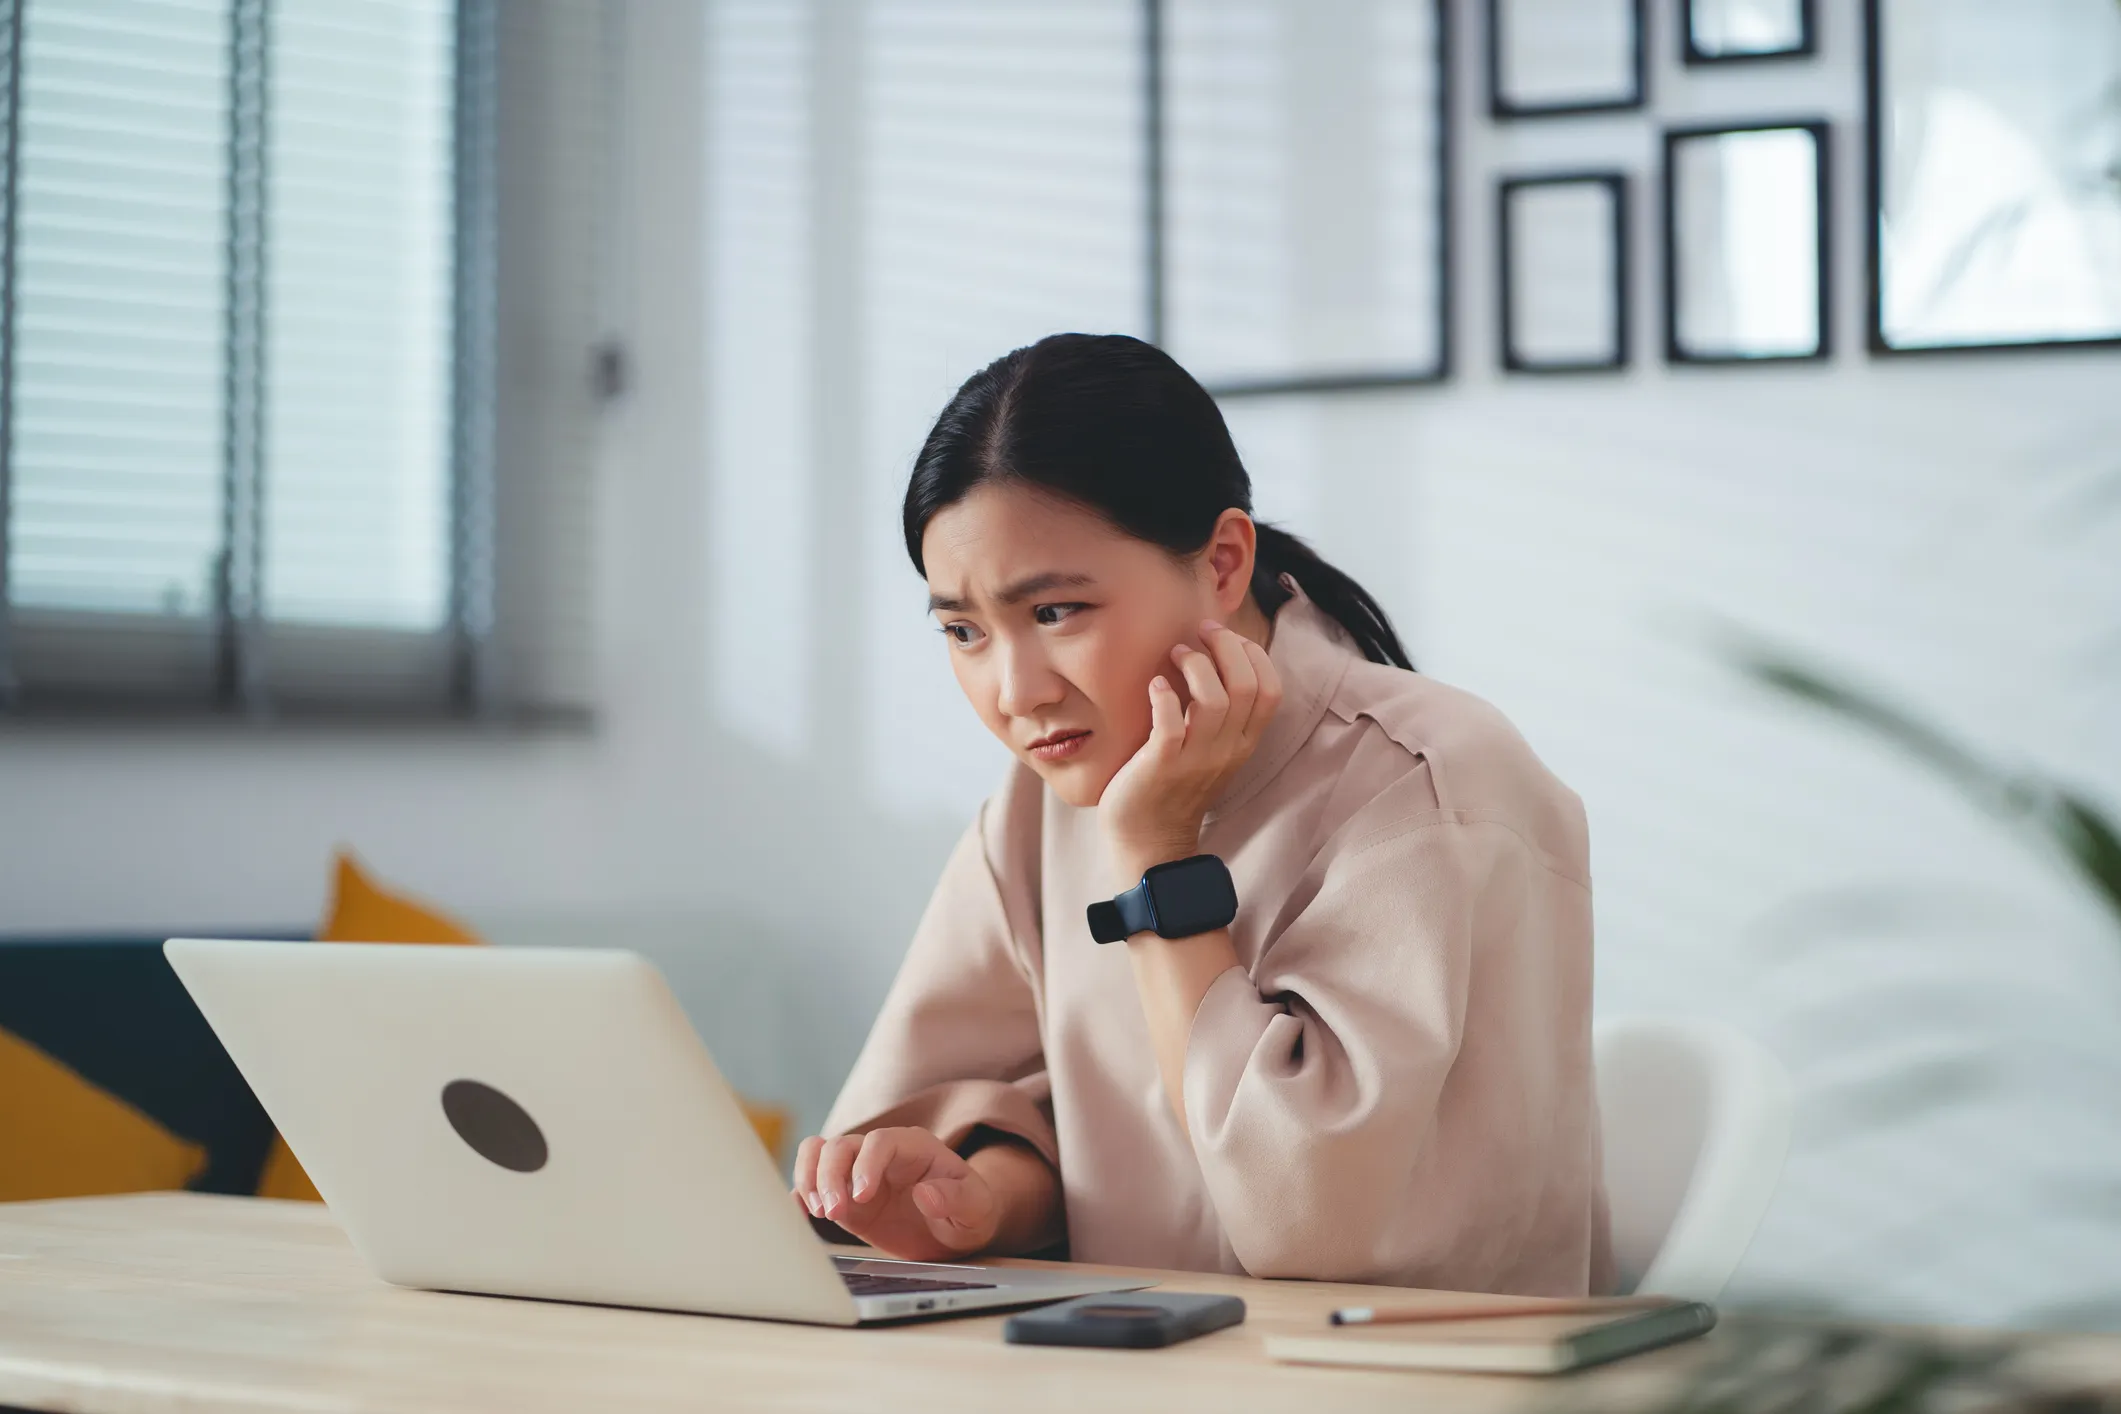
[{"x1": 793, "y1": 334, "x2": 1611, "y2": 1295}]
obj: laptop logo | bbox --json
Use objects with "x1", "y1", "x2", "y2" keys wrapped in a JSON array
[{"x1": 441, "y1": 1080, "x2": 548, "y2": 1173}]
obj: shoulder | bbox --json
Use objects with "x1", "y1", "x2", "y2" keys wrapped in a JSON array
[
  {"x1": 1328, "y1": 659, "x2": 1550, "y2": 806},
  {"x1": 1320, "y1": 659, "x2": 1590, "y2": 889},
  {"x1": 950, "y1": 762, "x2": 1052, "y2": 962},
  {"x1": 975, "y1": 760, "x2": 1048, "y2": 878}
]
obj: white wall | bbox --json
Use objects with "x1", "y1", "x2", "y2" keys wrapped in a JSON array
[{"x1": 5, "y1": 0, "x2": 2121, "y2": 1329}]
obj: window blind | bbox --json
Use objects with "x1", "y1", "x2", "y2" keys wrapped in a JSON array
[
  {"x1": 264, "y1": 0, "x2": 455, "y2": 633},
  {"x1": 704, "y1": 0, "x2": 814, "y2": 758},
  {"x1": 8, "y1": 0, "x2": 228, "y2": 625},
  {"x1": 859, "y1": 0, "x2": 1145, "y2": 815},
  {"x1": 0, "y1": 0, "x2": 589, "y2": 720}
]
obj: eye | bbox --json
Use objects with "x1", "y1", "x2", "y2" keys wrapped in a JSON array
[
  {"x1": 1034, "y1": 602, "x2": 1088, "y2": 627},
  {"x1": 938, "y1": 620, "x2": 985, "y2": 647}
]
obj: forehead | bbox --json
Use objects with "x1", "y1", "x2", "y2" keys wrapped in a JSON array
[{"x1": 921, "y1": 482, "x2": 1128, "y2": 581}]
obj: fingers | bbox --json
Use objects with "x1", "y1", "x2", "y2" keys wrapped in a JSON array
[
  {"x1": 851, "y1": 1126, "x2": 951, "y2": 1205},
  {"x1": 1201, "y1": 618, "x2": 1274, "y2": 744},
  {"x1": 790, "y1": 1127, "x2": 994, "y2": 1258},
  {"x1": 1179, "y1": 619, "x2": 1282, "y2": 754},
  {"x1": 812, "y1": 1134, "x2": 864, "y2": 1221},
  {"x1": 1199, "y1": 619, "x2": 1258, "y2": 708},
  {"x1": 812, "y1": 1128, "x2": 963, "y2": 1225},
  {"x1": 1145, "y1": 674, "x2": 1185, "y2": 757},
  {"x1": 1170, "y1": 641, "x2": 1229, "y2": 741},
  {"x1": 792, "y1": 1134, "x2": 823, "y2": 1216},
  {"x1": 848, "y1": 1128, "x2": 900, "y2": 1206},
  {"x1": 909, "y1": 1174, "x2": 991, "y2": 1251},
  {"x1": 1103, "y1": 623, "x2": 1277, "y2": 855}
]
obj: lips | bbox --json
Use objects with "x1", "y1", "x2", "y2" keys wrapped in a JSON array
[{"x1": 1025, "y1": 729, "x2": 1092, "y2": 762}]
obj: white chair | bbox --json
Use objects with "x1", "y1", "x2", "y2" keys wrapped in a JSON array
[{"x1": 1594, "y1": 1017, "x2": 1794, "y2": 1301}]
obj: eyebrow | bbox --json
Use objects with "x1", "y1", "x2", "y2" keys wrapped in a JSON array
[{"x1": 927, "y1": 570, "x2": 1096, "y2": 614}]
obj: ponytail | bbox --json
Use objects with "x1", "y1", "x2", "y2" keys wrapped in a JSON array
[
  {"x1": 1250, "y1": 523, "x2": 1412, "y2": 671},
  {"x1": 905, "y1": 333, "x2": 1415, "y2": 672}
]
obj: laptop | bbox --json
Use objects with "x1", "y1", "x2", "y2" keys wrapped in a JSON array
[{"x1": 163, "y1": 939, "x2": 1152, "y2": 1324}]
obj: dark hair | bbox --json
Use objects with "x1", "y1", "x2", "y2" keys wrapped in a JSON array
[{"x1": 901, "y1": 333, "x2": 1412, "y2": 671}]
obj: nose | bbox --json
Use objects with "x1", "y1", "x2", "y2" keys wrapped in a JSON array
[{"x1": 994, "y1": 636, "x2": 1065, "y2": 719}]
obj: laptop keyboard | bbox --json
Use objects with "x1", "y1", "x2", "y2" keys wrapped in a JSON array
[{"x1": 839, "y1": 1271, "x2": 999, "y2": 1297}]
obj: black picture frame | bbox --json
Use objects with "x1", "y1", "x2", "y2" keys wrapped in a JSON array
[
  {"x1": 1663, "y1": 119, "x2": 1832, "y2": 365},
  {"x1": 1151, "y1": 0, "x2": 1455, "y2": 398},
  {"x1": 1497, "y1": 172, "x2": 1630, "y2": 374},
  {"x1": 1864, "y1": 0, "x2": 2121, "y2": 357},
  {"x1": 1681, "y1": 0, "x2": 1817, "y2": 66},
  {"x1": 1488, "y1": 0, "x2": 1646, "y2": 121}
]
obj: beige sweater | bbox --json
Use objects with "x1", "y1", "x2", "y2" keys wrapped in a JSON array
[{"x1": 825, "y1": 592, "x2": 1613, "y2": 1295}]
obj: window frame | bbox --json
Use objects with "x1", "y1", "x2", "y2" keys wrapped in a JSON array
[
  {"x1": 0, "y1": 0, "x2": 520, "y2": 724},
  {"x1": 1143, "y1": 0, "x2": 1457, "y2": 399}
]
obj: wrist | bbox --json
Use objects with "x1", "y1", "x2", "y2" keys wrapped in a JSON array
[
  {"x1": 1104, "y1": 829, "x2": 1203, "y2": 887},
  {"x1": 965, "y1": 1140, "x2": 1061, "y2": 1256}
]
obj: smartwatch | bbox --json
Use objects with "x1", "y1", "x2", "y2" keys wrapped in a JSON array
[{"x1": 1087, "y1": 855, "x2": 1239, "y2": 944}]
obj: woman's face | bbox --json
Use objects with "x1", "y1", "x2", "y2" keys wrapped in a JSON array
[{"x1": 921, "y1": 481, "x2": 1256, "y2": 809}]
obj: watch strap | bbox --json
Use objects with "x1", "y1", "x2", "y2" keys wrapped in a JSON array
[{"x1": 1086, "y1": 879, "x2": 1156, "y2": 944}]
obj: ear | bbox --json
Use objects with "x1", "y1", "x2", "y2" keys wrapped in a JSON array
[{"x1": 1199, "y1": 509, "x2": 1258, "y2": 618}]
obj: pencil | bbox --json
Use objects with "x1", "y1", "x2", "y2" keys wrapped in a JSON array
[{"x1": 1327, "y1": 1295, "x2": 1678, "y2": 1327}]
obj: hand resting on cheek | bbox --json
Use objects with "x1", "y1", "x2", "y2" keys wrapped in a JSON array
[{"x1": 1098, "y1": 618, "x2": 1283, "y2": 870}]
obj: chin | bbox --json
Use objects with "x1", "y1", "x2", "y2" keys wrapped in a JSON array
[{"x1": 1027, "y1": 756, "x2": 1113, "y2": 810}]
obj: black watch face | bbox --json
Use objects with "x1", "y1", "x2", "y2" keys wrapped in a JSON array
[{"x1": 1148, "y1": 858, "x2": 1238, "y2": 934}]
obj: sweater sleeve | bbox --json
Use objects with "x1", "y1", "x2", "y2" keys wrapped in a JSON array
[
  {"x1": 1181, "y1": 806, "x2": 1601, "y2": 1290},
  {"x1": 821, "y1": 797, "x2": 1057, "y2": 1169}
]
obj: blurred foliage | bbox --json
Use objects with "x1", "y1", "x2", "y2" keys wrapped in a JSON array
[
  {"x1": 1645, "y1": 14, "x2": 2121, "y2": 1396},
  {"x1": 1564, "y1": 1314, "x2": 2121, "y2": 1414},
  {"x1": 1731, "y1": 651, "x2": 2121, "y2": 934}
]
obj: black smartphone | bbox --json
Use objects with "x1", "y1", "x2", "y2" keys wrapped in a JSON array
[{"x1": 1003, "y1": 1293, "x2": 1246, "y2": 1349}]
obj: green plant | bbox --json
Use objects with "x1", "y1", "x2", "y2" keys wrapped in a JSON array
[{"x1": 1729, "y1": 646, "x2": 2121, "y2": 932}]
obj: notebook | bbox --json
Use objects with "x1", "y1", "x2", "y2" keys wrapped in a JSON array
[{"x1": 1265, "y1": 1300, "x2": 1718, "y2": 1375}]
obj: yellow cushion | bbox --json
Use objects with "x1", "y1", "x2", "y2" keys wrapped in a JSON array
[
  {"x1": 0, "y1": 1026, "x2": 207, "y2": 1202},
  {"x1": 319, "y1": 850, "x2": 481, "y2": 946},
  {"x1": 254, "y1": 1133, "x2": 325, "y2": 1202},
  {"x1": 745, "y1": 1105, "x2": 791, "y2": 1168}
]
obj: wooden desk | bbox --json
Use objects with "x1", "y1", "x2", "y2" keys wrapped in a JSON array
[{"x1": 0, "y1": 1194, "x2": 2086, "y2": 1414}]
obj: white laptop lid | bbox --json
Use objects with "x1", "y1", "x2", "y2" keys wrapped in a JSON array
[{"x1": 164, "y1": 939, "x2": 859, "y2": 1325}]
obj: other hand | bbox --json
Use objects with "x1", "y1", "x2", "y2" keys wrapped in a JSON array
[
  {"x1": 1098, "y1": 619, "x2": 1282, "y2": 871},
  {"x1": 791, "y1": 1126, "x2": 998, "y2": 1262}
]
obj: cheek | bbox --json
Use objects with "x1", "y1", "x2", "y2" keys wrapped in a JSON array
[
  {"x1": 1074, "y1": 623, "x2": 1171, "y2": 745},
  {"x1": 948, "y1": 653, "x2": 1003, "y2": 732}
]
